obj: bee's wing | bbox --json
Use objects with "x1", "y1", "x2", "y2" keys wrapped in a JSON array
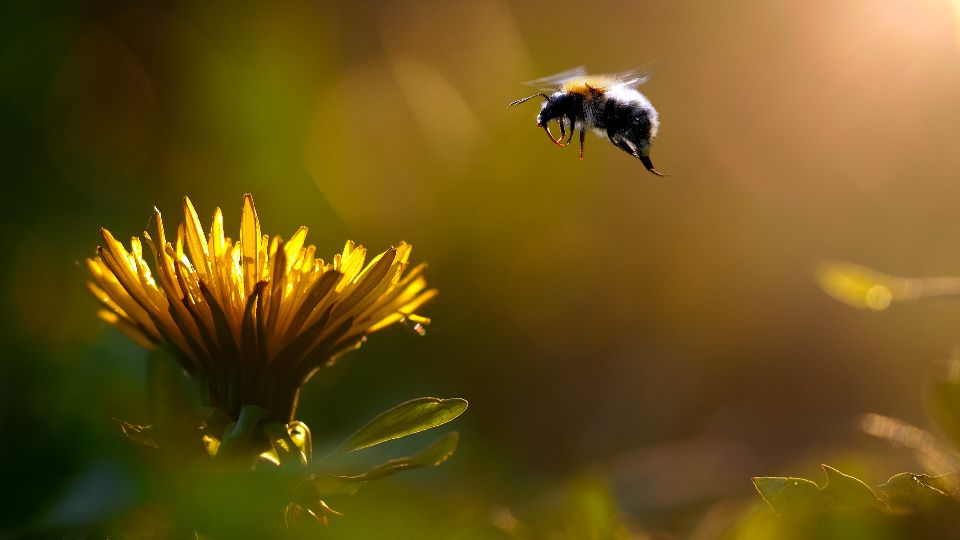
[
  {"x1": 610, "y1": 62, "x2": 658, "y2": 87},
  {"x1": 615, "y1": 70, "x2": 652, "y2": 87},
  {"x1": 521, "y1": 66, "x2": 587, "y2": 90}
]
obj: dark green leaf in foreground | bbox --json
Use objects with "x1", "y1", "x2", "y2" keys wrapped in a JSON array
[
  {"x1": 304, "y1": 432, "x2": 460, "y2": 500},
  {"x1": 754, "y1": 465, "x2": 882, "y2": 515},
  {"x1": 930, "y1": 472, "x2": 960, "y2": 497},
  {"x1": 819, "y1": 465, "x2": 882, "y2": 510},
  {"x1": 753, "y1": 476, "x2": 821, "y2": 514},
  {"x1": 753, "y1": 464, "x2": 960, "y2": 525},
  {"x1": 332, "y1": 397, "x2": 467, "y2": 455},
  {"x1": 878, "y1": 472, "x2": 957, "y2": 513}
]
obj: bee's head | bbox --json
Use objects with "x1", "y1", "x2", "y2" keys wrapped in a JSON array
[
  {"x1": 536, "y1": 92, "x2": 574, "y2": 127},
  {"x1": 509, "y1": 91, "x2": 577, "y2": 146}
]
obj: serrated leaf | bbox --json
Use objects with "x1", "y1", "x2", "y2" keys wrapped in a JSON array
[
  {"x1": 332, "y1": 397, "x2": 467, "y2": 455},
  {"x1": 927, "y1": 473, "x2": 960, "y2": 497},
  {"x1": 878, "y1": 472, "x2": 954, "y2": 512},
  {"x1": 302, "y1": 432, "x2": 460, "y2": 501},
  {"x1": 753, "y1": 476, "x2": 821, "y2": 514},
  {"x1": 819, "y1": 465, "x2": 881, "y2": 510}
]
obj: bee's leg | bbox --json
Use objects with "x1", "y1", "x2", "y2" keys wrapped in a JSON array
[
  {"x1": 578, "y1": 127, "x2": 586, "y2": 160},
  {"x1": 541, "y1": 122, "x2": 564, "y2": 146},
  {"x1": 610, "y1": 136, "x2": 667, "y2": 177},
  {"x1": 558, "y1": 119, "x2": 567, "y2": 146},
  {"x1": 565, "y1": 117, "x2": 576, "y2": 146},
  {"x1": 636, "y1": 142, "x2": 669, "y2": 177},
  {"x1": 638, "y1": 154, "x2": 666, "y2": 177},
  {"x1": 609, "y1": 134, "x2": 635, "y2": 158}
]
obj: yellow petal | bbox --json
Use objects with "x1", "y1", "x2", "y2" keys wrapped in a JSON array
[
  {"x1": 151, "y1": 206, "x2": 167, "y2": 246},
  {"x1": 284, "y1": 226, "x2": 308, "y2": 271},
  {"x1": 183, "y1": 197, "x2": 210, "y2": 278},
  {"x1": 241, "y1": 194, "x2": 261, "y2": 297},
  {"x1": 209, "y1": 208, "x2": 226, "y2": 262},
  {"x1": 98, "y1": 309, "x2": 155, "y2": 350},
  {"x1": 258, "y1": 234, "x2": 270, "y2": 280}
]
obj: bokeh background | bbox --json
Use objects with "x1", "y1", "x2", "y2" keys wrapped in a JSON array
[{"x1": 4, "y1": 0, "x2": 960, "y2": 537}]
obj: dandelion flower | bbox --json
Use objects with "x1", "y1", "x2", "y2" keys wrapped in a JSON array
[{"x1": 87, "y1": 194, "x2": 435, "y2": 422}]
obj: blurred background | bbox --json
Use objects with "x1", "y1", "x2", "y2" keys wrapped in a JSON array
[{"x1": 4, "y1": 0, "x2": 960, "y2": 537}]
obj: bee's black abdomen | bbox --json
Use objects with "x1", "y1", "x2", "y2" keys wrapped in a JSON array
[
  {"x1": 601, "y1": 96, "x2": 661, "y2": 174},
  {"x1": 602, "y1": 97, "x2": 655, "y2": 148}
]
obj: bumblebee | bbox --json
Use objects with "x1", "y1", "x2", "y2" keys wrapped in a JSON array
[{"x1": 510, "y1": 67, "x2": 666, "y2": 176}]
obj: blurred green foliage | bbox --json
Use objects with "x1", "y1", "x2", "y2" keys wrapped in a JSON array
[{"x1": 99, "y1": 349, "x2": 468, "y2": 536}]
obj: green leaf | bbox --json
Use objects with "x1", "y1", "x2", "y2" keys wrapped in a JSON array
[
  {"x1": 754, "y1": 466, "x2": 882, "y2": 516},
  {"x1": 928, "y1": 473, "x2": 960, "y2": 497},
  {"x1": 302, "y1": 432, "x2": 460, "y2": 501},
  {"x1": 332, "y1": 397, "x2": 467, "y2": 455},
  {"x1": 878, "y1": 472, "x2": 955, "y2": 512},
  {"x1": 305, "y1": 475, "x2": 363, "y2": 499},
  {"x1": 351, "y1": 431, "x2": 459, "y2": 481},
  {"x1": 819, "y1": 465, "x2": 881, "y2": 510},
  {"x1": 753, "y1": 476, "x2": 821, "y2": 514}
]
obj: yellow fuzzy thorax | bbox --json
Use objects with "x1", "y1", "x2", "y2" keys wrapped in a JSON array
[{"x1": 559, "y1": 76, "x2": 617, "y2": 96}]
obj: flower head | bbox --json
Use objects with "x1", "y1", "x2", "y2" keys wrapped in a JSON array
[{"x1": 87, "y1": 194, "x2": 435, "y2": 421}]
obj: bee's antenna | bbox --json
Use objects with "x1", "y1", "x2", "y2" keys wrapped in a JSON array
[{"x1": 508, "y1": 93, "x2": 550, "y2": 107}]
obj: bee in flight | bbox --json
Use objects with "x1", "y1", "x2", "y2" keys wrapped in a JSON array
[{"x1": 509, "y1": 66, "x2": 667, "y2": 176}]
